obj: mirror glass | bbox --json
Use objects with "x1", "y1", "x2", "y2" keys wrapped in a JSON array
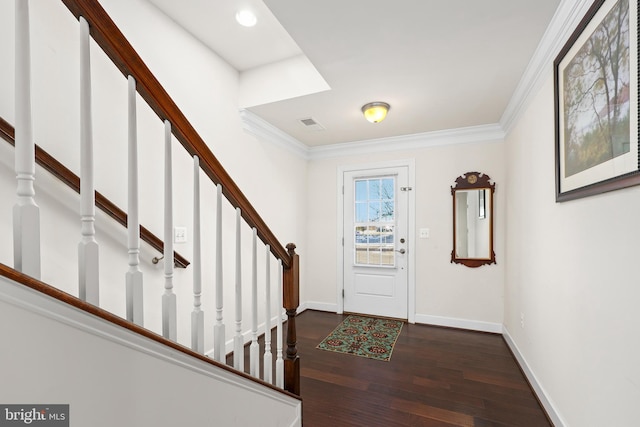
[
  {"x1": 451, "y1": 172, "x2": 496, "y2": 267},
  {"x1": 454, "y1": 189, "x2": 491, "y2": 259}
]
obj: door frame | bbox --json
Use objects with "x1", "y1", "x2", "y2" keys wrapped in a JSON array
[{"x1": 336, "y1": 159, "x2": 416, "y2": 323}]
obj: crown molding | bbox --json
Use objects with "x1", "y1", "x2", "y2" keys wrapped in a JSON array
[
  {"x1": 500, "y1": 0, "x2": 594, "y2": 133},
  {"x1": 239, "y1": 109, "x2": 311, "y2": 160},
  {"x1": 240, "y1": 109, "x2": 504, "y2": 161},
  {"x1": 308, "y1": 124, "x2": 505, "y2": 160}
]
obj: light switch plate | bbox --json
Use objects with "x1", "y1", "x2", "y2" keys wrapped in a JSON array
[
  {"x1": 419, "y1": 228, "x2": 430, "y2": 239},
  {"x1": 174, "y1": 226, "x2": 187, "y2": 243}
]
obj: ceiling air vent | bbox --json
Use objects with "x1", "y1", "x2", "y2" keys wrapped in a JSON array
[{"x1": 298, "y1": 117, "x2": 325, "y2": 131}]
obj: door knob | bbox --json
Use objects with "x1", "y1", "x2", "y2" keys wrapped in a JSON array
[{"x1": 395, "y1": 248, "x2": 406, "y2": 254}]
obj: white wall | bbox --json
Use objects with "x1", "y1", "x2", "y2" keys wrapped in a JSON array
[
  {"x1": 305, "y1": 140, "x2": 505, "y2": 330},
  {"x1": 0, "y1": 0, "x2": 307, "y2": 354},
  {"x1": 504, "y1": 74, "x2": 640, "y2": 426}
]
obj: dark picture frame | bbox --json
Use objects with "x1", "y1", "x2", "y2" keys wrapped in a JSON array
[{"x1": 554, "y1": 0, "x2": 639, "y2": 202}]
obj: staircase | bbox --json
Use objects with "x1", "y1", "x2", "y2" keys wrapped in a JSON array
[{"x1": 1, "y1": 0, "x2": 301, "y2": 425}]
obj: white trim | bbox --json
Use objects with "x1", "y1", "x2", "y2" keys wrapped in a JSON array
[
  {"x1": 500, "y1": 0, "x2": 595, "y2": 133},
  {"x1": 336, "y1": 167, "x2": 345, "y2": 315},
  {"x1": 300, "y1": 306, "x2": 503, "y2": 335},
  {"x1": 0, "y1": 275, "x2": 300, "y2": 410},
  {"x1": 310, "y1": 124, "x2": 504, "y2": 160},
  {"x1": 299, "y1": 301, "x2": 338, "y2": 314},
  {"x1": 239, "y1": 109, "x2": 311, "y2": 160},
  {"x1": 503, "y1": 326, "x2": 566, "y2": 427},
  {"x1": 337, "y1": 159, "x2": 416, "y2": 322},
  {"x1": 407, "y1": 162, "x2": 416, "y2": 324},
  {"x1": 414, "y1": 313, "x2": 503, "y2": 334},
  {"x1": 240, "y1": 108, "x2": 504, "y2": 161},
  {"x1": 297, "y1": 301, "x2": 309, "y2": 314}
]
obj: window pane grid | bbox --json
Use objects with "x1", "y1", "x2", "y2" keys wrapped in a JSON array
[{"x1": 354, "y1": 177, "x2": 396, "y2": 267}]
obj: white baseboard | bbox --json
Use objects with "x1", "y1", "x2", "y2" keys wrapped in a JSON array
[
  {"x1": 298, "y1": 305, "x2": 502, "y2": 334},
  {"x1": 414, "y1": 313, "x2": 503, "y2": 333},
  {"x1": 502, "y1": 326, "x2": 565, "y2": 427},
  {"x1": 298, "y1": 301, "x2": 338, "y2": 314}
]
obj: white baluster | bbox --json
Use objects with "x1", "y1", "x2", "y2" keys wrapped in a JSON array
[
  {"x1": 191, "y1": 156, "x2": 204, "y2": 353},
  {"x1": 249, "y1": 228, "x2": 259, "y2": 377},
  {"x1": 213, "y1": 184, "x2": 225, "y2": 362},
  {"x1": 263, "y1": 244, "x2": 272, "y2": 384},
  {"x1": 233, "y1": 208, "x2": 244, "y2": 371},
  {"x1": 276, "y1": 259, "x2": 284, "y2": 388},
  {"x1": 126, "y1": 75, "x2": 143, "y2": 326},
  {"x1": 13, "y1": 0, "x2": 41, "y2": 279},
  {"x1": 78, "y1": 16, "x2": 99, "y2": 304},
  {"x1": 162, "y1": 120, "x2": 177, "y2": 340}
]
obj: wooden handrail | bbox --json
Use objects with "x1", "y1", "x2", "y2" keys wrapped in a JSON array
[
  {"x1": 0, "y1": 116, "x2": 190, "y2": 269},
  {"x1": 0, "y1": 262, "x2": 301, "y2": 401},
  {"x1": 61, "y1": 0, "x2": 291, "y2": 269},
  {"x1": 0, "y1": 117, "x2": 11, "y2": 143}
]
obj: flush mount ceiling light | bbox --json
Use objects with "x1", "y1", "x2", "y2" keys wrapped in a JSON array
[
  {"x1": 361, "y1": 102, "x2": 390, "y2": 123},
  {"x1": 235, "y1": 9, "x2": 257, "y2": 27}
]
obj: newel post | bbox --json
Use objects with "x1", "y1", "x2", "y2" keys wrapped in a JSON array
[{"x1": 283, "y1": 243, "x2": 300, "y2": 395}]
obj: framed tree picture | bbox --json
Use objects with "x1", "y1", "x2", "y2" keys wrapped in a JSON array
[{"x1": 554, "y1": 0, "x2": 639, "y2": 201}]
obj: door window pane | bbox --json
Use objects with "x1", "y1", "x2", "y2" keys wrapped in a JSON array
[
  {"x1": 381, "y1": 178, "x2": 394, "y2": 198},
  {"x1": 355, "y1": 180, "x2": 367, "y2": 202},
  {"x1": 381, "y1": 178, "x2": 394, "y2": 222},
  {"x1": 353, "y1": 177, "x2": 396, "y2": 267},
  {"x1": 369, "y1": 179, "x2": 381, "y2": 199},
  {"x1": 369, "y1": 202, "x2": 381, "y2": 222},
  {"x1": 355, "y1": 202, "x2": 368, "y2": 222}
]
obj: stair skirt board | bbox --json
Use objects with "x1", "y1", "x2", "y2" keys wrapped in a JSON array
[{"x1": 0, "y1": 275, "x2": 301, "y2": 427}]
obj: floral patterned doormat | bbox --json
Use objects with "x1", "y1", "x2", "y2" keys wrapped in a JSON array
[{"x1": 316, "y1": 315, "x2": 404, "y2": 362}]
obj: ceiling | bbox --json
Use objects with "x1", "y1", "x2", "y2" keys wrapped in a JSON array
[{"x1": 145, "y1": 0, "x2": 562, "y2": 147}]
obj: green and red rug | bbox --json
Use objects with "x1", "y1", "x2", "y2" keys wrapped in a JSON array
[{"x1": 316, "y1": 315, "x2": 404, "y2": 362}]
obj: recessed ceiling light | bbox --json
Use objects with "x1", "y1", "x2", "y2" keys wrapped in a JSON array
[{"x1": 236, "y1": 9, "x2": 257, "y2": 27}]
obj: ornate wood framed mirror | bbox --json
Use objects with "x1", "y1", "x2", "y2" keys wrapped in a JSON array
[{"x1": 451, "y1": 172, "x2": 496, "y2": 268}]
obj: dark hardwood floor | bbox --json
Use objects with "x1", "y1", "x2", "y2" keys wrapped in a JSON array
[{"x1": 296, "y1": 310, "x2": 551, "y2": 427}]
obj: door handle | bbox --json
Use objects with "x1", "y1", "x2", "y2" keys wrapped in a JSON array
[{"x1": 395, "y1": 248, "x2": 406, "y2": 254}]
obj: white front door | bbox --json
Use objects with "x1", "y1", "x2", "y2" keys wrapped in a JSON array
[{"x1": 343, "y1": 166, "x2": 409, "y2": 319}]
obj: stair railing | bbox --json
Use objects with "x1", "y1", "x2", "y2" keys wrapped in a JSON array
[
  {"x1": 11, "y1": 0, "x2": 300, "y2": 395},
  {"x1": 0, "y1": 116, "x2": 190, "y2": 269}
]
